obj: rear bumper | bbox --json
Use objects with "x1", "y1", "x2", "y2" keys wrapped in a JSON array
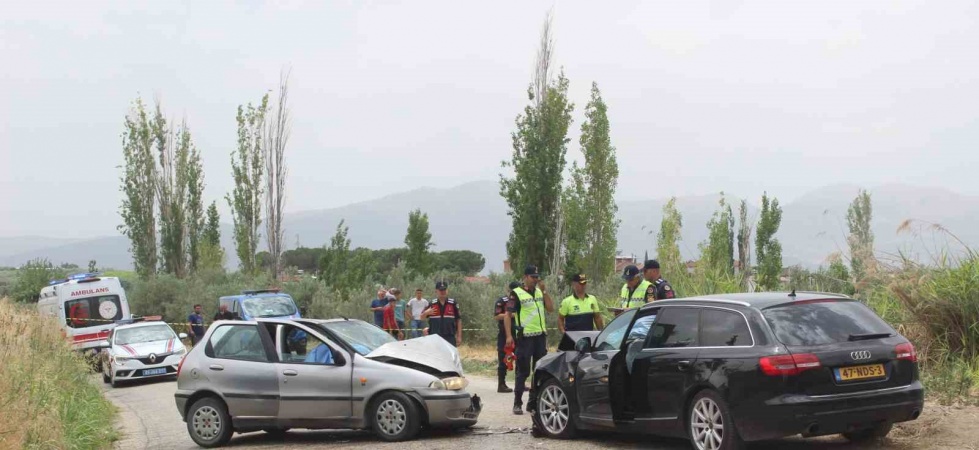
[
  {"x1": 421, "y1": 392, "x2": 481, "y2": 427},
  {"x1": 736, "y1": 381, "x2": 925, "y2": 442}
]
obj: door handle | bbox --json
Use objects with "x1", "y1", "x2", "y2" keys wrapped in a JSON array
[
  {"x1": 209, "y1": 364, "x2": 224, "y2": 371},
  {"x1": 283, "y1": 369, "x2": 298, "y2": 376},
  {"x1": 602, "y1": 364, "x2": 609, "y2": 370},
  {"x1": 677, "y1": 361, "x2": 692, "y2": 372}
]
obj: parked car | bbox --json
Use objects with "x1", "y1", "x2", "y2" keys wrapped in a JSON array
[
  {"x1": 100, "y1": 319, "x2": 188, "y2": 387},
  {"x1": 530, "y1": 291, "x2": 924, "y2": 450},
  {"x1": 174, "y1": 317, "x2": 481, "y2": 447}
]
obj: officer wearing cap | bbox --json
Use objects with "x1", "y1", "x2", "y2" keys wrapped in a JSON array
[
  {"x1": 559, "y1": 274, "x2": 604, "y2": 333},
  {"x1": 643, "y1": 259, "x2": 676, "y2": 300},
  {"x1": 494, "y1": 281, "x2": 520, "y2": 393},
  {"x1": 504, "y1": 265, "x2": 555, "y2": 415},
  {"x1": 618, "y1": 264, "x2": 652, "y2": 314},
  {"x1": 421, "y1": 281, "x2": 462, "y2": 346}
]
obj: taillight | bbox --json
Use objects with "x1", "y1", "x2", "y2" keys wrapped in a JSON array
[
  {"x1": 895, "y1": 342, "x2": 917, "y2": 362},
  {"x1": 177, "y1": 354, "x2": 186, "y2": 377},
  {"x1": 759, "y1": 353, "x2": 821, "y2": 376}
]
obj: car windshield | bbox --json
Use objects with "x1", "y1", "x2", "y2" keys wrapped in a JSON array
[
  {"x1": 115, "y1": 324, "x2": 174, "y2": 345},
  {"x1": 241, "y1": 295, "x2": 297, "y2": 318},
  {"x1": 763, "y1": 300, "x2": 895, "y2": 346},
  {"x1": 318, "y1": 320, "x2": 396, "y2": 355}
]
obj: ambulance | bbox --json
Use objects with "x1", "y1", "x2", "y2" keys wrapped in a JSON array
[{"x1": 37, "y1": 273, "x2": 132, "y2": 355}]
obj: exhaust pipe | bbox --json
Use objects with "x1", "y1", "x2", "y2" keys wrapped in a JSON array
[{"x1": 911, "y1": 409, "x2": 921, "y2": 420}]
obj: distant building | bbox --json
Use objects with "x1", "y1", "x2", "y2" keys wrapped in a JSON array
[{"x1": 614, "y1": 254, "x2": 637, "y2": 273}]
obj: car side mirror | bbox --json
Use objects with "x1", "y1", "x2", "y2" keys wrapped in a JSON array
[
  {"x1": 575, "y1": 337, "x2": 592, "y2": 353},
  {"x1": 178, "y1": 332, "x2": 188, "y2": 340}
]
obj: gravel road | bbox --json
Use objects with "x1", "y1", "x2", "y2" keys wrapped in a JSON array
[{"x1": 100, "y1": 375, "x2": 913, "y2": 450}]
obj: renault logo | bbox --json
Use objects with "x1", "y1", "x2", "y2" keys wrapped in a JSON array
[
  {"x1": 149, "y1": 353, "x2": 157, "y2": 363},
  {"x1": 850, "y1": 351, "x2": 872, "y2": 361}
]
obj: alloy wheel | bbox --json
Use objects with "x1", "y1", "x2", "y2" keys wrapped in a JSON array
[
  {"x1": 192, "y1": 405, "x2": 222, "y2": 441},
  {"x1": 376, "y1": 399, "x2": 407, "y2": 436},
  {"x1": 538, "y1": 384, "x2": 570, "y2": 435},
  {"x1": 691, "y1": 397, "x2": 725, "y2": 450}
]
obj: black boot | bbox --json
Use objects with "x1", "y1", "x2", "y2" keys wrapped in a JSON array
[{"x1": 498, "y1": 383, "x2": 513, "y2": 393}]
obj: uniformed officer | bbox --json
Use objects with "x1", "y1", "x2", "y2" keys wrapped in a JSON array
[
  {"x1": 504, "y1": 265, "x2": 555, "y2": 415},
  {"x1": 494, "y1": 281, "x2": 520, "y2": 393},
  {"x1": 421, "y1": 281, "x2": 462, "y2": 346},
  {"x1": 558, "y1": 274, "x2": 604, "y2": 333},
  {"x1": 618, "y1": 264, "x2": 652, "y2": 314},
  {"x1": 642, "y1": 259, "x2": 676, "y2": 300}
]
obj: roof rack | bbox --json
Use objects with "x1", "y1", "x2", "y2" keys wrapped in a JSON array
[
  {"x1": 242, "y1": 289, "x2": 281, "y2": 295},
  {"x1": 792, "y1": 291, "x2": 850, "y2": 298}
]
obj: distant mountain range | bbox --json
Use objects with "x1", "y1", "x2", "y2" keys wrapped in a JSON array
[{"x1": 3, "y1": 181, "x2": 977, "y2": 273}]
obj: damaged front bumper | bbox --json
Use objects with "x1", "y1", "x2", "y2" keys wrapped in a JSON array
[{"x1": 420, "y1": 392, "x2": 482, "y2": 428}]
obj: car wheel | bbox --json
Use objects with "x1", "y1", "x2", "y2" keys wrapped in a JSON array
[
  {"x1": 532, "y1": 378, "x2": 576, "y2": 439},
  {"x1": 262, "y1": 428, "x2": 290, "y2": 439},
  {"x1": 370, "y1": 391, "x2": 420, "y2": 442},
  {"x1": 102, "y1": 362, "x2": 111, "y2": 384},
  {"x1": 109, "y1": 374, "x2": 120, "y2": 388},
  {"x1": 688, "y1": 390, "x2": 744, "y2": 450},
  {"x1": 843, "y1": 423, "x2": 892, "y2": 443},
  {"x1": 187, "y1": 397, "x2": 234, "y2": 448}
]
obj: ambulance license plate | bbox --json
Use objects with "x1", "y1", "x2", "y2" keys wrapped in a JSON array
[
  {"x1": 143, "y1": 368, "x2": 167, "y2": 376},
  {"x1": 835, "y1": 364, "x2": 885, "y2": 382}
]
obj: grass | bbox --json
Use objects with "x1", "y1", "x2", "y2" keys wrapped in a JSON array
[{"x1": 0, "y1": 298, "x2": 116, "y2": 449}]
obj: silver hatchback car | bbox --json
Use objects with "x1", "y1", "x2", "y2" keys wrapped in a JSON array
[{"x1": 174, "y1": 318, "x2": 481, "y2": 447}]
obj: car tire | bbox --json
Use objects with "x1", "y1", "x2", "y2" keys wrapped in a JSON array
[
  {"x1": 370, "y1": 391, "x2": 421, "y2": 442},
  {"x1": 532, "y1": 378, "x2": 576, "y2": 439},
  {"x1": 110, "y1": 375, "x2": 120, "y2": 388},
  {"x1": 186, "y1": 397, "x2": 234, "y2": 448},
  {"x1": 262, "y1": 428, "x2": 290, "y2": 439},
  {"x1": 102, "y1": 361, "x2": 111, "y2": 384},
  {"x1": 843, "y1": 423, "x2": 892, "y2": 443},
  {"x1": 687, "y1": 390, "x2": 744, "y2": 450}
]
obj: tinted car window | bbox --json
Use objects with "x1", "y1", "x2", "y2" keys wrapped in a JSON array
[
  {"x1": 701, "y1": 309, "x2": 752, "y2": 347},
  {"x1": 209, "y1": 325, "x2": 268, "y2": 362},
  {"x1": 763, "y1": 300, "x2": 894, "y2": 346},
  {"x1": 647, "y1": 307, "x2": 699, "y2": 348},
  {"x1": 594, "y1": 309, "x2": 637, "y2": 351},
  {"x1": 627, "y1": 314, "x2": 657, "y2": 345}
]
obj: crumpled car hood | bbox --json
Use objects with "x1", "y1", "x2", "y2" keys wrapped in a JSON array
[{"x1": 366, "y1": 335, "x2": 464, "y2": 375}]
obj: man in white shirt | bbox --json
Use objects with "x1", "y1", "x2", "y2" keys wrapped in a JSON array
[{"x1": 406, "y1": 288, "x2": 429, "y2": 339}]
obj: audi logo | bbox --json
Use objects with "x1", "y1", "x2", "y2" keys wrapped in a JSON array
[
  {"x1": 149, "y1": 353, "x2": 157, "y2": 363},
  {"x1": 850, "y1": 351, "x2": 872, "y2": 361}
]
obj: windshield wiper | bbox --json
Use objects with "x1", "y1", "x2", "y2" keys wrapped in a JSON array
[{"x1": 848, "y1": 332, "x2": 892, "y2": 341}]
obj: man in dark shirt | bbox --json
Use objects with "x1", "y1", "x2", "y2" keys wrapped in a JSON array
[
  {"x1": 494, "y1": 281, "x2": 520, "y2": 393},
  {"x1": 187, "y1": 304, "x2": 205, "y2": 345},
  {"x1": 422, "y1": 281, "x2": 462, "y2": 346},
  {"x1": 370, "y1": 289, "x2": 387, "y2": 328},
  {"x1": 213, "y1": 304, "x2": 239, "y2": 321}
]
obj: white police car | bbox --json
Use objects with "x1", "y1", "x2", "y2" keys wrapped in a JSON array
[{"x1": 99, "y1": 320, "x2": 188, "y2": 387}]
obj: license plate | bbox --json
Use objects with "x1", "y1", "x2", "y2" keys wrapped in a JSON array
[
  {"x1": 143, "y1": 368, "x2": 167, "y2": 376},
  {"x1": 835, "y1": 364, "x2": 885, "y2": 381}
]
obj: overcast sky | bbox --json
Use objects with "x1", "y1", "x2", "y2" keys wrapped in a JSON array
[{"x1": 2, "y1": 0, "x2": 978, "y2": 238}]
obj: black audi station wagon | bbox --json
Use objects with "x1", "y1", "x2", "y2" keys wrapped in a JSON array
[{"x1": 530, "y1": 292, "x2": 923, "y2": 450}]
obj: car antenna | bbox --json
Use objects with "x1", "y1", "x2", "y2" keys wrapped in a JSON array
[
  {"x1": 789, "y1": 289, "x2": 797, "y2": 298},
  {"x1": 341, "y1": 316, "x2": 349, "y2": 321}
]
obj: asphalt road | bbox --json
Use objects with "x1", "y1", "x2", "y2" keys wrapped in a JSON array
[{"x1": 100, "y1": 375, "x2": 889, "y2": 450}]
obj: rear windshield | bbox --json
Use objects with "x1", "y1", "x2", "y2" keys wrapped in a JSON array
[
  {"x1": 65, "y1": 295, "x2": 123, "y2": 328},
  {"x1": 241, "y1": 296, "x2": 297, "y2": 318},
  {"x1": 762, "y1": 300, "x2": 894, "y2": 346}
]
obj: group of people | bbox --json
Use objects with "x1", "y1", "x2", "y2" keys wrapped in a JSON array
[
  {"x1": 496, "y1": 260, "x2": 674, "y2": 415},
  {"x1": 186, "y1": 303, "x2": 240, "y2": 345},
  {"x1": 369, "y1": 281, "x2": 463, "y2": 346}
]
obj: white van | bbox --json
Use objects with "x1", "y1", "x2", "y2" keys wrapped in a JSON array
[{"x1": 37, "y1": 273, "x2": 131, "y2": 354}]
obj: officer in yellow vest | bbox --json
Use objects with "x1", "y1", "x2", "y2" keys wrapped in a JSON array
[
  {"x1": 503, "y1": 265, "x2": 555, "y2": 415},
  {"x1": 558, "y1": 274, "x2": 604, "y2": 333},
  {"x1": 617, "y1": 264, "x2": 653, "y2": 315}
]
